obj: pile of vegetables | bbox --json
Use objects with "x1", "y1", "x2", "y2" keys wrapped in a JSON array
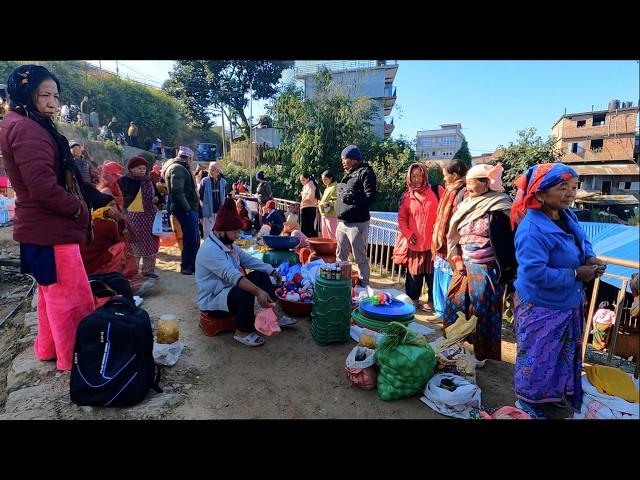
[{"x1": 376, "y1": 322, "x2": 436, "y2": 401}]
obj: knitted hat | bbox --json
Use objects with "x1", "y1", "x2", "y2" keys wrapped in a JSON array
[
  {"x1": 127, "y1": 156, "x2": 147, "y2": 170},
  {"x1": 341, "y1": 145, "x2": 362, "y2": 161},
  {"x1": 214, "y1": 198, "x2": 243, "y2": 231},
  {"x1": 209, "y1": 161, "x2": 221, "y2": 171},
  {"x1": 69, "y1": 139, "x2": 81, "y2": 148},
  {"x1": 264, "y1": 199, "x2": 276, "y2": 210},
  {"x1": 256, "y1": 170, "x2": 265, "y2": 180}
]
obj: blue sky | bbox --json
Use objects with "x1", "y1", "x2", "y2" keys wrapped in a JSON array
[{"x1": 87, "y1": 60, "x2": 639, "y2": 154}]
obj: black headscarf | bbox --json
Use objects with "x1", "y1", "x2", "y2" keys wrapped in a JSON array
[{"x1": 7, "y1": 64, "x2": 94, "y2": 241}]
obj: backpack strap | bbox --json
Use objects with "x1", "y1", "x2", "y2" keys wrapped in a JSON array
[
  {"x1": 152, "y1": 365, "x2": 163, "y2": 393},
  {"x1": 89, "y1": 280, "x2": 118, "y2": 298}
]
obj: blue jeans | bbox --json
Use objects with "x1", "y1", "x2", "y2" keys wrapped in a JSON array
[{"x1": 174, "y1": 209, "x2": 200, "y2": 272}]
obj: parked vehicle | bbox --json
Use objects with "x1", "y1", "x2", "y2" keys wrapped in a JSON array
[{"x1": 196, "y1": 143, "x2": 219, "y2": 161}]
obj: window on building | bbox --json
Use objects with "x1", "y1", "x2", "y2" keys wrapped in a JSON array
[
  {"x1": 432, "y1": 151, "x2": 436, "y2": 156},
  {"x1": 442, "y1": 137, "x2": 453, "y2": 145},
  {"x1": 590, "y1": 139, "x2": 603, "y2": 151},
  {"x1": 419, "y1": 138, "x2": 432, "y2": 146},
  {"x1": 571, "y1": 142, "x2": 579, "y2": 153},
  {"x1": 577, "y1": 120, "x2": 586, "y2": 127},
  {"x1": 592, "y1": 113, "x2": 606, "y2": 126}
]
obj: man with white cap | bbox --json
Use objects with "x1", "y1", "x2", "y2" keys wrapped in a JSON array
[
  {"x1": 199, "y1": 161, "x2": 227, "y2": 237},
  {"x1": 161, "y1": 146, "x2": 201, "y2": 274}
]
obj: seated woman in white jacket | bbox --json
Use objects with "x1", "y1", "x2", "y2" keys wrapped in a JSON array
[{"x1": 195, "y1": 198, "x2": 295, "y2": 347}]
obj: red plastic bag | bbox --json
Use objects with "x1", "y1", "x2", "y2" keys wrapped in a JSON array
[{"x1": 255, "y1": 307, "x2": 281, "y2": 336}]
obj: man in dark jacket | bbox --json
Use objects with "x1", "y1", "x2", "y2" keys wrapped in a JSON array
[
  {"x1": 161, "y1": 146, "x2": 200, "y2": 275},
  {"x1": 335, "y1": 145, "x2": 377, "y2": 287}
]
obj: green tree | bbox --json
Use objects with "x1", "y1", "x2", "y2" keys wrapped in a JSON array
[
  {"x1": 0, "y1": 60, "x2": 219, "y2": 150},
  {"x1": 264, "y1": 70, "x2": 378, "y2": 197},
  {"x1": 496, "y1": 128, "x2": 564, "y2": 195},
  {"x1": 164, "y1": 60, "x2": 294, "y2": 136},
  {"x1": 453, "y1": 139, "x2": 472, "y2": 167}
]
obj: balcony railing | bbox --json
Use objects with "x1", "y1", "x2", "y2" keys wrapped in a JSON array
[{"x1": 294, "y1": 60, "x2": 398, "y2": 77}]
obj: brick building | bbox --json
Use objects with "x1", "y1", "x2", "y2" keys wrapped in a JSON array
[{"x1": 551, "y1": 102, "x2": 639, "y2": 200}]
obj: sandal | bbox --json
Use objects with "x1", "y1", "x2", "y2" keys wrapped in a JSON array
[
  {"x1": 233, "y1": 331, "x2": 265, "y2": 347},
  {"x1": 420, "y1": 303, "x2": 435, "y2": 314}
]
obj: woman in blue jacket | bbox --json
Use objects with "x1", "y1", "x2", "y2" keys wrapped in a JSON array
[{"x1": 511, "y1": 163, "x2": 606, "y2": 419}]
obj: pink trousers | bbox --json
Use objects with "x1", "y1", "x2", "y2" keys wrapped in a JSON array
[
  {"x1": 34, "y1": 244, "x2": 95, "y2": 371},
  {"x1": 321, "y1": 215, "x2": 338, "y2": 239}
]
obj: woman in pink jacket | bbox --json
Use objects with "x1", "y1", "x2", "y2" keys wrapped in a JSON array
[
  {"x1": 396, "y1": 163, "x2": 444, "y2": 313},
  {"x1": 0, "y1": 65, "x2": 95, "y2": 371}
]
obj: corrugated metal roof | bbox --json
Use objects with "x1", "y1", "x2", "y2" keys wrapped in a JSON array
[
  {"x1": 575, "y1": 191, "x2": 639, "y2": 205},
  {"x1": 572, "y1": 163, "x2": 640, "y2": 175}
]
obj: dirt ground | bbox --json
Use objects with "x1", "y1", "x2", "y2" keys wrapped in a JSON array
[
  {"x1": 123, "y1": 245, "x2": 524, "y2": 419},
  {"x1": 0, "y1": 225, "x2": 572, "y2": 419}
]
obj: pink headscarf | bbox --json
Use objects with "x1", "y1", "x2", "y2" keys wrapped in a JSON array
[{"x1": 466, "y1": 163, "x2": 504, "y2": 192}]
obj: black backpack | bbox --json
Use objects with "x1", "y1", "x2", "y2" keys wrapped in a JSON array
[{"x1": 70, "y1": 297, "x2": 161, "y2": 407}]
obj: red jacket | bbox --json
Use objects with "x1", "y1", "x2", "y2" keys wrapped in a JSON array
[
  {"x1": 398, "y1": 186, "x2": 444, "y2": 252},
  {"x1": 0, "y1": 111, "x2": 89, "y2": 245}
]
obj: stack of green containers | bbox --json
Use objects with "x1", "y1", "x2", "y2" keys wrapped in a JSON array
[{"x1": 311, "y1": 275, "x2": 352, "y2": 346}]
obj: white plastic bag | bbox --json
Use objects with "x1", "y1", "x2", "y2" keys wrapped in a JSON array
[
  {"x1": 345, "y1": 346, "x2": 377, "y2": 390},
  {"x1": 152, "y1": 210, "x2": 172, "y2": 237},
  {"x1": 345, "y1": 346, "x2": 376, "y2": 369},
  {"x1": 419, "y1": 373, "x2": 482, "y2": 419},
  {"x1": 0, "y1": 195, "x2": 10, "y2": 224},
  {"x1": 152, "y1": 341, "x2": 184, "y2": 366}
]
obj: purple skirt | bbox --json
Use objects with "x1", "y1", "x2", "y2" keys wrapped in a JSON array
[{"x1": 513, "y1": 293, "x2": 583, "y2": 411}]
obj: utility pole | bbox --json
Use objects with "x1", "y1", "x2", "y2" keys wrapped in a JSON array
[
  {"x1": 98, "y1": 60, "x2": 102, "y2": 72},
  {"x1": 220, "y1": 106, "x2": 227, "y2": 158},
  {"x1": 115, "y1": 60, "x2": 120, "y2": 78}
]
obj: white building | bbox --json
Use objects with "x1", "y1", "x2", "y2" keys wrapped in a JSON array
[
  {"x1": 416, "y1": 123, "x2": 466, "y2": 161},
  {"x1": 295, "y1": 60, "x2": 398, "y2": 139}
]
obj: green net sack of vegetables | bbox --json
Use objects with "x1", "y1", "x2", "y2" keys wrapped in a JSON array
[{"x1": 376, "y1": 322, "x2": 436, "y2": 401}]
